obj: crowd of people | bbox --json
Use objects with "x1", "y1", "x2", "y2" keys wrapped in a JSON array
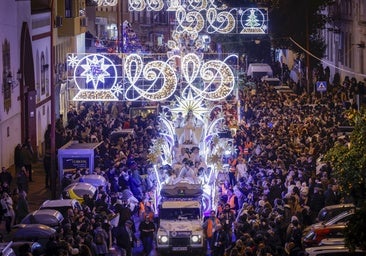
[{"x1": 0, "y1": 69, "x2": 361, "y2": 255}]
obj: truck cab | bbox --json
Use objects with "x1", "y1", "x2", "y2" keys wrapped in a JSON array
[{"x1": 156, "y1": 183, "x2": 206, "y2": 255}]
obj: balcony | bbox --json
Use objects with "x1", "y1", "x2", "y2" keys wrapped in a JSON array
[{"x1": 58, "y1": 16, "x2": 87, "y2": 37}]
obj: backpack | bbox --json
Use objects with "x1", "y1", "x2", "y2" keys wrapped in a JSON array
[{"x1": 94, "y1": 231, "x2": 104, "y2": 245}]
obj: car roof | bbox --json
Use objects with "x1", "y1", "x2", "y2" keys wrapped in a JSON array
[
  {"x1": 21, "y1": 209, "x2": 64, "y2": 226},
  {"x1": 305, "y1": 245, "x2": 366, "y2": 254},
  {"x1": 40, "y1": 199, "x2": 78, "y2": 208},
  {"x1": 321, "y1": 203, "x2": 355, "y2": 210},
  {"x1": 12, "y1": 224, "x2": 56, "y2": 240},
  {"x1": 319, "y1": 238, "x2": 345, "y2": 246}
]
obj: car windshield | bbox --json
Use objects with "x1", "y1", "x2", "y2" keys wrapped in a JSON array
[
  {"x1": 159, "y1": 208, "x2": 200, "y2": 220},
  {"x1": 324, "y1": 211, "x2": 353, "y2": 226}
]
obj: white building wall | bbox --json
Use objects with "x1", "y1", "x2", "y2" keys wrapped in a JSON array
[
  {"x1": 0, "y1": 0, "x2": 31, "y2": 168},
  {"x1": 31, "y1": 12, "x2": 52, "y2": 158},
  {"x1": 322, "y1": 0, "x2": 366, "y2": 83}
]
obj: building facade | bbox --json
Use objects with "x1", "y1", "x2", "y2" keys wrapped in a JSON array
[{"x1": 322, "y1": 0, "x2": 366, "y2": 82}]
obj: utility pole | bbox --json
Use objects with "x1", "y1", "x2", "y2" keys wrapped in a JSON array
[
  {"x1": 50, "y1": 0, "x2": 57, "y2": 199},
  {"x1": 305, "y1": 0, "x2": 311, "y2": 94},
  {"x1": 117, "y1": 0, "x2": 120, "y2": 52}
]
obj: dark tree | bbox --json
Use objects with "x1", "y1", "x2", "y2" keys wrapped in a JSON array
[{"x1": 220, "y1": 0, "x2": 333, "y2": 67}]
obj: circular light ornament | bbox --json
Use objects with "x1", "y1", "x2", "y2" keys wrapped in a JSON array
[
  {"x1": 128, "y1": 0, "x2": 147, "y2": 11},
  {"x1": 72, "y1": 54, "x2": 118, "y2": 101}
]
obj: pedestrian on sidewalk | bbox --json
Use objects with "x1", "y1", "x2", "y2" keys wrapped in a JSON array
[
  {"x1": 16, "y1": 166, "x2": 29, "y2": 193},
  {"x1": 16, "y1": 190, "x2": 29, "y2": 224},
  {"x1": 21, "y1": 138, "x2": 34, "y2": 182},
  {"x1": 138, "y1": 214, "x2": 156, "y2": 256},
  {"x1": 0, "y1": 167, "x2": 13, "y2": 188},
  {"x1": 0, "y1": 192, "x2": 15, "y2": 233},
  {"x1": 14, "y1": 144, "x2": 23, "y2": 174}
]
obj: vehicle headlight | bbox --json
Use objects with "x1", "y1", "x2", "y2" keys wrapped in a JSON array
[
  {"x1": 191, "y1": 235, "x2": 201, "y2": 243},
  {"x1": 158, "y1": 235, "x2": 169, "y2": 244}
]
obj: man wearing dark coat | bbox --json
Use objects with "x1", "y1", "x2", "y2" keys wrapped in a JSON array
[
  {"x1": 21, "y1": 138, "x2": 34, "y2": 182},
  {"x1": 0, "y1": 167, "x2": 12, "y2": 187},
  {"x1": 112, "y1": 219, "x2": 136, "y2": 256},
  {"x1": 14, "y1": 144, "x2": 23, "y2": 173}
]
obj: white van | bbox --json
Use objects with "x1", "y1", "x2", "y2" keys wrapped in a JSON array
[{"x1": 247, "y1": 63, "x2": 273, "y2": 78}]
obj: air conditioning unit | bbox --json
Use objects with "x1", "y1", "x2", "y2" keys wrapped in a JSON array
[
  {"x1": 55, "y1": 16, "x2": 63, "y2": 28},
  {"x1": 80, "y1": 17, "x2": 87, "y2": 27}
]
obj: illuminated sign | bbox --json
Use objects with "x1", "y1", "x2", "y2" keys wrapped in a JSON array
[
  {"x1": 238, "y1": 8, "x2": 268, "y2": 34},
  {"x1": 62, "y1": 157, "x2": 90, "y2": 170}
]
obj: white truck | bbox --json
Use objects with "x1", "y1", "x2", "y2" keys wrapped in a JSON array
[{"x1": 156, "y1": 183, "x2": 206, "y2": 255}]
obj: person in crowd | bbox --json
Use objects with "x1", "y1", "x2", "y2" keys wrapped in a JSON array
[
  {"x1": 211, "y1": 224, "x2": 229, "y2": 256},
  {"x1": 0, "y1": 167, "x2": 12, "y2": 188},
  {"x1": 138, "y1": 213, "x2": 156, "y2": 256},
  {"x1": 21, "y1": 138, "x2": 34, "y2": 182},
  {"x1": 308, "y1": 185, "x2": 325, "y2": 222},
  {"x1": 202, "y1": 210, "x2": 221, "y2": 252},
  {"x1": 128, "y1": 163, "x2": 144, "y2": 201},
  {"x1": 324, "y1": 183, "x2": 341, "y2": 206},
  {"x1": 218, "y1": 203, "x2": 235, "y2": 242},
  {"x1": 93, "y1": 221, "x2": 109, "y2": 256},
  {"x1": 174, "y1": 112, "x2": 184, "y2": 128},
  {"x1": 112, "y1": 219, "x2": 136, "y2": 256},
  {"x1": 17, "y1": 166, "x2": 29, "y2": 193},
  {"x1": 182, "y1": 110, "x2": 196, "y2": 144},
  {"x1": 0, "y1": 192, "x2": 15, "y2": 233},
  {"x1": 14, "y1": 144, "x2": 24, "y2": 174},
  {"x1": 16, "y1": 190, "x2": 29, "y2": 224}
]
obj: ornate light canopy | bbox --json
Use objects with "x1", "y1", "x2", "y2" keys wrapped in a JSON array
[
  {"x1": 128, "y1": 1, "x2": 268, "y2": 38},
  {"x1": 66, "y1": 52, "x2": 237, "y2": 102}
]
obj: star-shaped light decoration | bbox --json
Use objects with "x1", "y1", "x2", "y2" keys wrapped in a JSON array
[
  {"x1": 207, "y1": 153, "x2": 221, "y2": 166},
  {"x1": 147, "y1": 140, "x2": 162, "y2": 164},
  {"x1": 111, "y1": 82, "x2": 124, "y2": 97},
  {"x1": 67, "y1": 54, "x2": 79, "y2": 68},
  {"x1": 80, "y1": 55, "x2": 111, "y2": 89},
  {"x1": 207, "y1": 153, "x2": 223, "y2": 171},
  {"x1": 170, "y1": 89, "x2": 209, "y2": 123}
]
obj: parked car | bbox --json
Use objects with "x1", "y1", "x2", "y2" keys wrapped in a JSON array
[
  {"x1": 63, "y1": 182, "x2": 97, "y2": 202},
  {"x1": 78, "y1": 174, "x2": 108, "y2": 189},
  {"x1": 0, "y1": 242, "x2": 16, "y2": 256},
  {"x1": 11, "y1": 224, "x2": 56, "y2": 254},
  {"x1": 303, "y1": 208, "x2": 355, "y2": 236},
  {"x1": 316, "y1": 203, "x2": 355, "y2": 222},
  {"x1": 305, "y1": 245, "x2": 366, "y2": 256},
  {"x1": 10, "y1": 241, "x2": 43, "y2": 256},
  {"x1": 39, "y1": 199, "x2": 82, "y2": 218},
  {"x1": 20, "y1": 209, "x2": 64, "y2": 228},
  {"x1": 302, "y1": 223, "x2": 346, "y2": 248},
  {"x1": 318, "y1": 238, "x2": 345, "y2": 246}
]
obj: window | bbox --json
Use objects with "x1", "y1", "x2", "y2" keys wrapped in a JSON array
[
  {"x1": 65, "y1": 0, "x2": 72, "y2": 18},
  {"x1": 41, "y1": 52, "x2": 46, "y2": 95},
  {"x1": 2, "y1": 39, "x2": 11, "y2": 113}
]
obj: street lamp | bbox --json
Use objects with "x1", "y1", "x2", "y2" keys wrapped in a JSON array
[{"x1": 3, "y1": 70, "x2": 21, "y2": 92}]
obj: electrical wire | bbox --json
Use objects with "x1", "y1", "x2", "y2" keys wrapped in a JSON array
[{"x1": 289, "y1": 37, "x2": 366, "y2": 78}]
